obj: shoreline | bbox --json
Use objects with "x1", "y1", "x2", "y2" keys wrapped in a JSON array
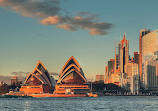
[{"x1": 1, "y1": 94, "x2": 158, "y2": 98}]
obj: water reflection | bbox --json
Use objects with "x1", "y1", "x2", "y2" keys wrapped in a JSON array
[
  {"x1": 0, "y1": 97, "x2": 158, "y2": 111},
  {"x1": 24, "y1": 100, "x2": 31, "y2": 111}
]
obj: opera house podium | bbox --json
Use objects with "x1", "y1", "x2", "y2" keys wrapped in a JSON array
[
  {"x1": 54, "y1": 56, "x2": 90, "y2": 94},
  {"x1": 20, "y1": 61, "x2": 55, "y2": 94}
]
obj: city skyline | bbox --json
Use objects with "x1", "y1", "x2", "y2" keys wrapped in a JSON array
[{"x1": 1, "y1": 0, "x2": 158, "y2": 80}]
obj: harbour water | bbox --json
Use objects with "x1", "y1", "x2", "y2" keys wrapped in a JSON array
[{"x1": 0, "y1": 96, "x2": 158, "y2": 111}]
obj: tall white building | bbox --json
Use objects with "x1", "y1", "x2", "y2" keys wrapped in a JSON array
[
  {"x1": 124, "y1": 62, "x2": 139, "y2": 94},
  {"x1": 144, "y1": 51, "x2": 158, "y2": 91},
  {"x1": 141, "y1": 30, "x2": 158, "y2": 87}
]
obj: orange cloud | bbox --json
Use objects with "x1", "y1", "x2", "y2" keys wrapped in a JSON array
[
  {"x1": 40, "y1": 16, "x2": 63, "y2": 25},
  {"x1": 0, "y1": 0, "x2": 60, "y2": 18},
  {"x1": 89, "y1": 28, "x2": 106, "y2": 35},
  {"x1": 0, "y1": 0, "x2": 113, "y2": 36},
  {"x1": 74, "y1": 16, "x2": 83, "y2": 20},
  {"x1": 56, "y1": 24, "x2": 76, "y2": 31}
]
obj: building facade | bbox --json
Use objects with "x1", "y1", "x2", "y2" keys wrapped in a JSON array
[
  {"x1": 124, "y1": 62, "x2": 140, "y2": 94},
  {"x1": 134, "y1": 52, "x2": 139, "y2": 64},
  {"x1": 54, "y1": 56, "x2": 90, "y2": 94},
  {"x1": 11, "y1": 76, "x2": 18, "y2": 85},
  {"x1": 139, "y1": 29, "x2": 151, "y2": 82},
  {"x1": 120, "y1": 35, "x2": 129, "y2": 73},
  {"x1": 144, "y1": 51, "x2": 158, "y2": 92},
  {"x1": 125, "y1": 62, "x2": 139, "y2": 77},
  {"x1": 20, "y1": 61, "x2": 56, "y2": 94},
  {"x1": 105, "y1": 34, "x2": 130, "y2": 86},
  {"x1": 141, "y1": 30, "x2": 158, "y2": 86}
]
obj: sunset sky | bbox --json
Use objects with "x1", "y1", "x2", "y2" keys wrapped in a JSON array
[{"x1": 0, "y1": 0, "x2": 158, "y2": 80}]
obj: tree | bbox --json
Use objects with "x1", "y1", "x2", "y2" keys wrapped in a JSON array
[{"x1": 0, "y1": 84, "x2": 10, "y2": 94}]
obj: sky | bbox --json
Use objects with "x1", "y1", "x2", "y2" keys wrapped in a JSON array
[{"x1": 0, "y1": 0, "x2": 158, "y2": 81}]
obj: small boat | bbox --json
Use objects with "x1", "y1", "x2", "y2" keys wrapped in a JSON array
[{"x1": 87, "y1": 93, "x2": 98, "y2": 97}]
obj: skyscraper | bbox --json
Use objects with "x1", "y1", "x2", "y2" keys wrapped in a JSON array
[
  {"x1": 139, "y1": 30, "x2": 158, "y2": 86},
  {"x1": 134, "y1": 52, "x2": 139, "y2": 64},
  {"x1": 108, "y1": 59, "x2": 115, "y2": 77},
  {"x1": 105, "y1": 59, "x2": 115, "y2": 84},
  {"x1": 125, "y1": 62, "x2": 139, "y2": 77},
  {"x1": 145, "y1": 60, "x2": 158, "y2": 90},
  {"x1": 139, "y1": 29, "x2": 151, "y2": 81},
  {"x1": 119, "y1": 34, "x2": 129, "y2": 73},
  {"x1": 143, "y1": 51, "x2": 158, "y2": 92}
]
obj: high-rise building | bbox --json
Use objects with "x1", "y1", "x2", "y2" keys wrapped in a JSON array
[
  {"x1": 105, "y1": 66, "x2": 108, "y2": 84},
  {"x1": 134, "y1": 52, "x2": 139, "y2": 64},
  {"x1": 140, "y1": 30, "x2": 158, "y2": 85},
  {"x1": 95, "y1": 74, "x2": 104, "y2": 83},
  {"x1": 124, "y1": 62, "x2": 139, "y2": 94},
  {"x1": 119, "y1": 34, "x2": 129, "y2": 73},
  {"x1": 143, "y1": 51, "x2": 158, "y2": 91},
  {"x1": 107, "y1": 59, "x2": 115, "y2": 77},
  {"x1": 139, "y1": 29, "x2": 151, "y2": 81},
  {"x1": 105, "y1": 34, "x2": 129, "y2": 86},
  {"x1": 145, "y1": 60, "x2": 158, "y2": 90},
  {"x1": 125, "y1": 62, "x2": 139, "y2": 77},
  {"x1": 115, "y1": 54, "x2": 120, "y2": 70},
  {"x1": 105, "y1": 59, "x2": 115, "y2": 84}
]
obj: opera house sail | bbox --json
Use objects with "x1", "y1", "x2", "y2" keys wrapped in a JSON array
[
  {"x1": 20, "y1": 61, "x2": 56, "y2": 94},
  {"x1": 54, "y1": 56, "x2": 90, "y2": 94}
]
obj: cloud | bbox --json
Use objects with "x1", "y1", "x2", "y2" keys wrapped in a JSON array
[
  {"x1": 0, "y1": 0, "x2": 113, "y2": 35},
  {"x1": 57, "y1": 24, "x2": 77, "y2": 31},
  {"x1": 89, "y1": 28, "x2": 107, "y2": 35},
  {"x1": 41, "y1": 15, "x2": 113, "y2": 35},
  {"x1": 0, "y1": 76, "x2": 11, "y2": 84},
  {"x1": 41, "y1": 16, "x2": 64, "y2": 25},
  {"x1": 0, "y1": 75, "x2": 26, "y2": 84},
  {"x1": 0, "y1": 0, "x2": 60, "y2": 18},
  {"x1": 10, "y1": 71, "x2": 30, "y2": 77}
]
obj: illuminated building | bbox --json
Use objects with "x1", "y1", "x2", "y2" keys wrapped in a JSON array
[
  {"x1": 111, "y1": 73, "x2": 120, "y2": 86},
  {"x1": 105, "y1": 34, "x2": 129, "y2": 86},
  {"x1": 145, "y1": 60, "x2": 158, "y2": 91},
  {"x1": 120, "y1": 34, "x2": 129, "y2": 73},
  {"x1": 20, "y1": 61, "x2": 56, "y2": 94},
  {"x1": 11, "y1": 76, "x2": 18, "y2": 85},
  {"x1": 134, "y1": 52, "x2": 139, "y2": 64},
  {"x1": 139, "y1": 29, "x2": 151, "y2": 81},
  {"x1": 108, "y1": 59, "x2": 115, "y2": 76},
  {"x1": 95, "y1": 74, "x2": 104, "y2": 83},
  {"x1": 125, "y1": 62, "x2": 139, "y2": 77},
  {"x1": 141, "y1": 30, "x2": 158, "y2": 86},
  {"x1": 54, "y1": 56, "x2": 90, "y2": 94},
  {"x1": 105, "y1": 66, "x2": 108, "y2": 84},
  {"x1": 144, "y1": 51, "x2": 158, "y2": 91},
  {"x1": 105, "y1": 59, "x2": 115, "y2": 84},
  {"x1": 122, "y1": 62, "x2": 140, "y2": 94}
]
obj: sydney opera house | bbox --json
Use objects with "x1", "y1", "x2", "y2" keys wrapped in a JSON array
[
  {"x1": 20, "y1": 61, "x2": 56, "y2": 94},
  {"x1": 54, "y1": 56, "x2": 90, "y2": 94},
  {"x1": 7, "y1": 56, "x2": 90, "y2": 97}
]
